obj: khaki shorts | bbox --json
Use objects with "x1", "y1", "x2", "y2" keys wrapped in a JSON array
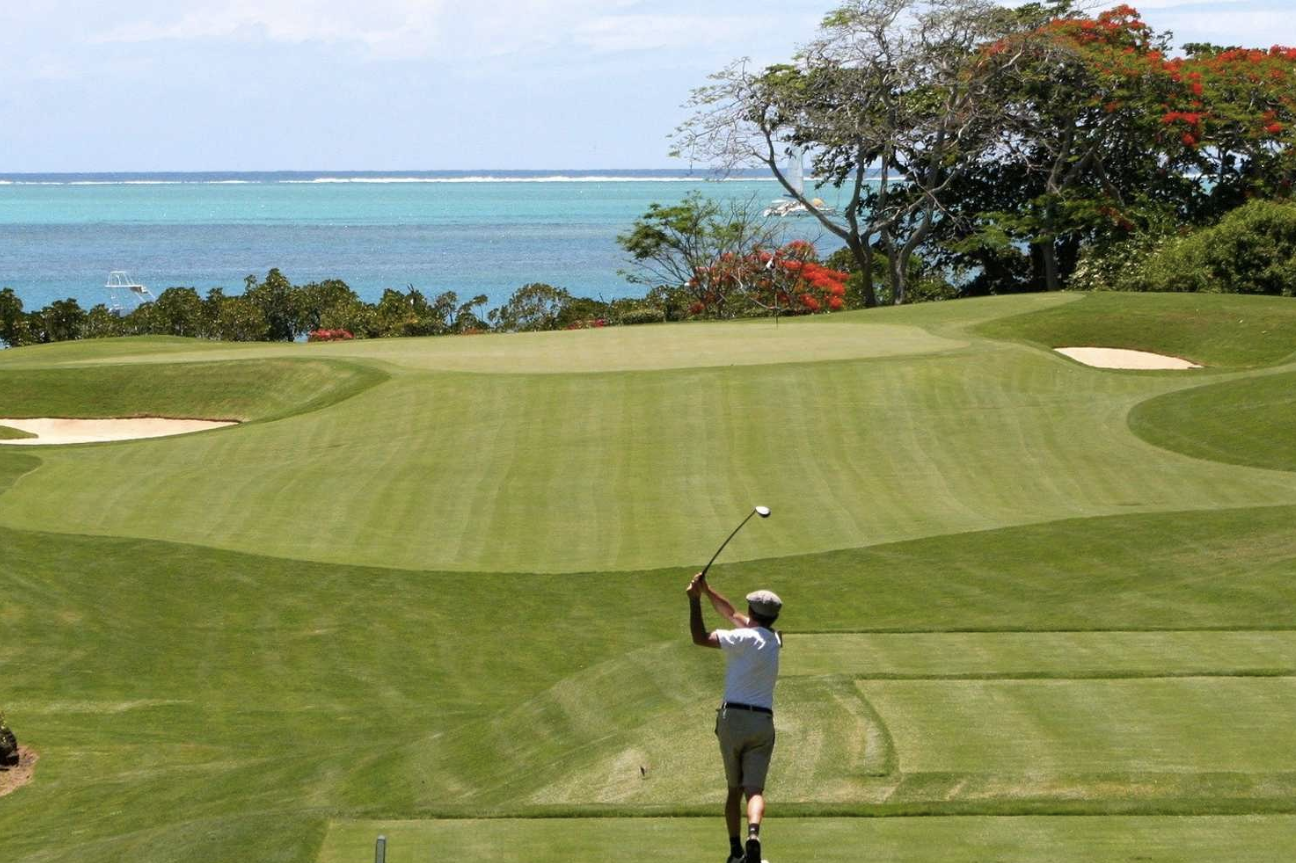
[{"x1": 715, "y1": 706, "x2": 776, "y2": 790}]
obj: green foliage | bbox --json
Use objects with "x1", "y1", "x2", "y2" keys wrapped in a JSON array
[
  {"x1": 617, "y1": 193, "x2": 785, "y2": 318},
  {"x1": 149, "y1": 288, "x2": 207, "y2": 338},
  {"x1": 487, "y1": 283, "x2": 573, "y2": 332},
  {"x1": 0, "y1": 288, "x2": 30, "y2": 348},
  {"x1": 1123, "y1": 200, "x2": 1296, "y2": 296},
  {"x1": 1068, "y1": 230, "x2": 1172, "y2": 293},
  {"x1": 826, "y1": 246, "x2": 956, "y2": 305},
  {"x1": 617, "y1": 307, "x2": 666, "y2": 326},
  {"x1": 206, "y1": 289, "x2": 271, "y2": 342}
]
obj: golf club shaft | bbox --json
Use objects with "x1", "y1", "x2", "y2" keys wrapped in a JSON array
[{"x1": 700, "y1": 510, "x2": 759, "y2": 577}]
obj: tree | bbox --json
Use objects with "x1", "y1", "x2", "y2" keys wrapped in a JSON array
[
  {"x1": 688, "y1": 240, "x2": 851, "y2": 316},
  {"x1": 30, "y1": 298, "x2": 88, "y2": 343},
  {"x1": 940, "y1": 6, "x2": 1296, "y2": 292},
  {"x1": 674, "y1": 0, "x2": 1018, "y2": 306},
  {"x1": 150, "y1": 288, "x2": 206, "y2": 337},
  {"x1": 0, "y1": 288, "x2": 29, "y2": 348},
  {"x1": 206, "y1": 291, "x2": 270, "y2": 342},
  {"x1": 1170, "y1": 45, "x2": 1296, "y2": 218},
  {"x1": 429, "y1": 291, "x2": 490, "y2": 334},
  {"x1": 618, "y1": 192, "x2": 785, "y2": 318},
  {"x1": 488, "y1": 283, "x2": 573, "y2": 332},
  {"x1": 299, "y1": 279, "x2": 364, "y2": 334},
  {"x1": 243, "y1": 269, "x2": 304, "y2": 341},
  {"x1": 371, "y1": 287, "x2": 447, "y2": 338},
  {"x1": 82, "y1": 304, "x2": 125, "y2": 339}
]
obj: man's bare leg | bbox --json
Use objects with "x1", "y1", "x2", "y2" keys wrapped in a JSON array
[
  {"x1": 745, "y1": 787, "x2": 765, "y2": 826},
  {"x1": 744, "y1": 788, "x2": 765, "y2": 861}
]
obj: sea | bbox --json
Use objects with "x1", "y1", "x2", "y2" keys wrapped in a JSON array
[{"x1": 0, "y1": 170, "x2": 837, "y2": 312}]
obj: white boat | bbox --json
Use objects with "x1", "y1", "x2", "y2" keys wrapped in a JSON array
[
  {"x1": 104, "y1": 271, "x2": 156, "y2": 313},
  {"x1": 764, "y1": 145, "x2": 837, "y2": 217}
]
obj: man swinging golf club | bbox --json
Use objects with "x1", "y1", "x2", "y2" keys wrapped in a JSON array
[{"x1": 687, "y1": 571, "x2": 783, "y2": 863}]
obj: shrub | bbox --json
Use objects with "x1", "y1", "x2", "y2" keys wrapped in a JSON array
[
  {"x1": 619, "y1": 307, "x2": 667, "y2": 326},
  {"x1": 1121, "y1": 200, "x2": 1296, "y2": 295},
  {"x1": 0, "y1": 710, "x2": 17, "y2": 767},
  {"x1": 307, "y1": 328, "x2": 355, "y2": 342},
  {"x1": 1070, "y1": 230, "x2": 1174, "y2": 292}
]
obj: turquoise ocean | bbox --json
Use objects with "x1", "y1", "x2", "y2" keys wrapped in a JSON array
[{"x1": 0, "y1": 170, "x2": 831, "y2": 312}]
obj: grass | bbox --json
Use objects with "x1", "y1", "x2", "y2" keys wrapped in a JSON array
[
  {"x1": 3, "y1": 292, "x2": 1296, "y2": 861},
  {"x1": 320, "y1": 816, "x2": 1296, "y2": 863},
  {"x1": 783, "y1": 631, "x2": 1296, "y2": 678},
  {"x1": 863, "y1": 677, "x2": 1296, "y2": 772},
  {"x1": 1130, "y1": 370, "x2": 1296, "y2": 471},
  {"x1": 0, "y1": 424, "x2": 36, "y2": 440},
  {"x1": 2, "y1": 312, "x2": 1294, "y2": 571},
  {"x1": 0, "y1": 358, "x2": 386, "y2": 423},
  {"x1": 975, "y1": 291, "x2": 1296, "y2": 368}
]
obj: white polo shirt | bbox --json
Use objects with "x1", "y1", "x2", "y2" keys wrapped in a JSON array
[{"x1": 717, "y1": 626, "x2": 781, "y2": 710}]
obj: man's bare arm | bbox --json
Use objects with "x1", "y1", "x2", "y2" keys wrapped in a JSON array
[
  {"x1": 687, "y1": 573, "x2": 721, "y2": 649},
  {"x1": 703, "y1": 578, "x2": 751, "y2": 628}
]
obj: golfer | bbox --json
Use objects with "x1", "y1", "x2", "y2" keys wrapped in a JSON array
[{"x1": 687, "y1": 571, "x2": 783, "y2": 863}]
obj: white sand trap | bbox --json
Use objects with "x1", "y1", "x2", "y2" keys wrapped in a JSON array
[
  {"x1": 0, "y1": 417, "x2": 237, "y2": 446},
  {"x1": 1055, "y1": 347, "x2": 1202, "y2": 370}
]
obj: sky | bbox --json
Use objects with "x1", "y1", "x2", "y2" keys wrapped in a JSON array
[{"x1": 1, "y1": 0, "x2": 1293, "y2": 172}]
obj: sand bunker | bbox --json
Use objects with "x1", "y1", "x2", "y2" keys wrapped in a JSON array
[
  {"x1": 1055, "y1": 347, "x2": 1202, "y2": 370},
  {"x1": 0, "y1": 417, "x2": 237, "y2": 446},
  {"x1": 0, "y1": 748, "x2": 37, "y2": 798}
]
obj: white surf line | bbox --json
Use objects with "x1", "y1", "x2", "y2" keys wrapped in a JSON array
[
  {"x1": 0, "y1": 417, "x2": 237, "y2": 446},
  {"x1": 1054, "y1": 347, "x2": 1203, "y2": 370}
]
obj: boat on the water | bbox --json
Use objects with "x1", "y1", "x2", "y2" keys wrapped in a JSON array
[
  {"x1": 104, "y1": 271, "x2": 156, "y2": 313},
  {"x1": 764, "y1": 145, "x2": 837, "y2": 218}
]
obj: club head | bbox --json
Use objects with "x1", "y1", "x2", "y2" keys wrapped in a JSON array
[{"x1": 754, "y1": 505, "x2": 771, "y2": 518}]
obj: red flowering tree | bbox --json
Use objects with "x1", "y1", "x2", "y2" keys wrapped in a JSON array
[
  {"x1": 953, "y1": 5, "x2": 1183, "y2": 291},
  {"x1": 1165, "y1": 46, "x2": 1296, "y2": 214},
  {"x1": 687, "y1": 240, "x2": 850, "y2": 317}
]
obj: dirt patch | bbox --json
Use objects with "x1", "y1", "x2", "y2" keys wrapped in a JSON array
[
  {"x1": 0, "y1": 747, "x2": 38, "y2": 798},
  {"x1": 0, "y1": 417, "x2": 237, "y2": 446},
  {"x1": 1055, "y1": 347, "x2": 1202, "y2": 370}
]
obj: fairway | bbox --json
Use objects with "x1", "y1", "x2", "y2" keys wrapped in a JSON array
[
  {"x1": 3, "y1": 292, "x2": 1296, "y2": 861},
  {"x1": 320, "y1": 816, "x2": 1296, "y2": 863}
]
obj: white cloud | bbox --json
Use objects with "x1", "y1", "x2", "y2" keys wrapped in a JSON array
[
  {"x1": 1153, "y1": 8, "x2": 1296, "y2": 45},
  {"x1": 574, "y1": 14, "x2": 774, "y2": 53},
  {"x1": 89, "y1": 0, "x2": 446, "y2": 53}
]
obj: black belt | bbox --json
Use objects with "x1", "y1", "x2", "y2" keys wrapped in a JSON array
[{"x1": 722, "y1": 701, "x2": 773, "y2": 715}]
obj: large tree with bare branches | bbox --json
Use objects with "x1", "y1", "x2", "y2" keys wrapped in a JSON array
[{"x1": 673, "y1": 0, "x2": 1021, "y2": 306}]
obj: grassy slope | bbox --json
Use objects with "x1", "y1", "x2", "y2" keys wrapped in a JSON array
[
  {"x1": 0, "y1": 358, "x2": 386, "y2": 423},
  {"x1": 3, "y1": 293, "x2": 1296, "y2": 862},
  {"x1": 1130, "y1": 370, "x2": 1296, "y2": 471},
  {"x1": 0, "y1": 424, "x2": 36, "y2": 440},
  {"x1": 4, "y1": 503, "x2": 1296, "y2": 860},
  {"x1": 975, "y1": 291, "x2": 1296, "y2": 368},
  {"x1": 1, "y1": 300, "x2": 1294, "y2": 571},
  {"x1": 0, "y1": 320, "x2": 969, "y2": 374}
]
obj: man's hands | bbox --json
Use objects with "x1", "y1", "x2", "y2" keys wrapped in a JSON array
[
  {"x1": 688, "y1": 572, "x2": 720, "y2": 648},
  {"x1": 686, "y1": 571, "x2": 707, "y2": 599}
]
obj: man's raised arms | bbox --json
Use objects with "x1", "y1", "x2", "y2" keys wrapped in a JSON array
[{"x1": 687, "y1": 572, "x2": 722, "y2": 648}]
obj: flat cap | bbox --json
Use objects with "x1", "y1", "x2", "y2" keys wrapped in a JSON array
[{"x1": 746, "y1": 589, "x2": 783, "y2": 619}]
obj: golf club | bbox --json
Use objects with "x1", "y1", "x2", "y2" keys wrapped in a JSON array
[{"x1": 700, "y1": 505, "x2": 772, "y2": 578}]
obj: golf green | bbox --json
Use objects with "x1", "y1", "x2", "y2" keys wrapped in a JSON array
[{"x1": 3, "y1": 292, "x2": 1296, "y2": 862}]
